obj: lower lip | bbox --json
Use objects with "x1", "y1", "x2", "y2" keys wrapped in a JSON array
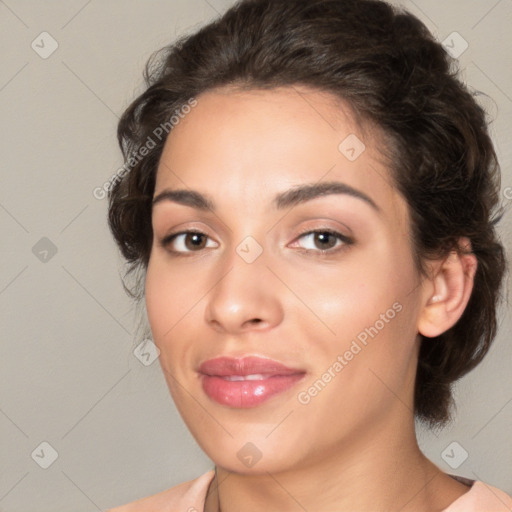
[{"x1": 201, "y1": 374, "x2": 305, "y2": 408}]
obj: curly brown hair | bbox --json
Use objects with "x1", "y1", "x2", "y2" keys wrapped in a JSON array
[{"x1": 108, "y1": 0, "x2": 506, "y2": 427}]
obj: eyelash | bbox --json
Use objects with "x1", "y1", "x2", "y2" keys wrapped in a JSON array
[
  {"x1": 159, "y1": 228, "x2": 353, "y2": 257},
  {"x1": 290, "y1": 228, "x2": 353, "y2": 256}
]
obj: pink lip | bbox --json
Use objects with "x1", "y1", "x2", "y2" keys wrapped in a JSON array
[{"x1": 198, "y1": 356, "x2": 306, "y2": 408}]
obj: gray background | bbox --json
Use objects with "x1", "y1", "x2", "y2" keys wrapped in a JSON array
[{"x1": 0, "y1": 1, "x2": 511, "y2": 511}]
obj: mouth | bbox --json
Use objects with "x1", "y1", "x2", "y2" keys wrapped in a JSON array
[{"x1": 198, "y1": 356, "x2": 306, "y2": 408}]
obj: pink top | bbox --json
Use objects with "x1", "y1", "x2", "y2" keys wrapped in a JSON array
[{"x1": 106, "y1": 471, "x2": 512, "y2": 511}]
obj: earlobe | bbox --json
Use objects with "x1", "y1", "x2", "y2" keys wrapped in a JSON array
[{"x1": 418, "y1": 238, "x2": 478, "y2": 338}]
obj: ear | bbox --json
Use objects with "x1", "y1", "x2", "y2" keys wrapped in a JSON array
[{"x1": 418, "y1": 237, "x2": 478, "y2": 338}]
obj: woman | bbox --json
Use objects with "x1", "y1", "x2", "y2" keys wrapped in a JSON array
[{"x1": 106, "y1": 0, "x2": 511, "y2": 510}]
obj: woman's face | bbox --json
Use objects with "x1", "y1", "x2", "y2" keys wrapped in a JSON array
[{"x1": 146, "y1": 86, "x2": 428, "y2": 473}]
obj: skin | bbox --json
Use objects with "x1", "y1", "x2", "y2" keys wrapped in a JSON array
[{"x1": 143, "y1": 85, "x2": 477, "y2": 512}]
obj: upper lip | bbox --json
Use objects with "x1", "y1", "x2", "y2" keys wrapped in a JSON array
[{"x1": 198, "y1": 356, "x2": 305, "y2": 377}]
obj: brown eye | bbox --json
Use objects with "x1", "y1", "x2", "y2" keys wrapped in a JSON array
[
  {"x1": 312, "y1": 232, "x2": 338, "y2": 250},
  {"x1": 160, "y1": 231, "x2": 217, "y2": 254},
  {"x1": 294, "y1": 229, "x2": 353, "y2": 254},
  {"x1": 183, "y1": 232, "x2": 208, "y2": 250}
]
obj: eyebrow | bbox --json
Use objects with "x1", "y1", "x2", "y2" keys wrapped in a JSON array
[{"x1": 152, "y1": 181, "x2": 380, "y2": 212}]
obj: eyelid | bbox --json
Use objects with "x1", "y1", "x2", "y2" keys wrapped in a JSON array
[
  {"x1": 158, "y1": 224, "x2": 354, "y2": 255},
  {"x1": 289, "y1": 227, "x2": 354, "y2": 254},
  {"x1": 158, "y1": 228, "x2": 218, "y2": 253}
]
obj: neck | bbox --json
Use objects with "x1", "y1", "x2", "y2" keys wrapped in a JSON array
[{"x1": 204, "y1": 413, "x2": 463, "y2": 512}]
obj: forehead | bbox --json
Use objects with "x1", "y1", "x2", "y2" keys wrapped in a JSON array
[
  {"x1": 154, "y1": 85, "x2": 406, "y2": 224},
  {"x1": 158, "y1": 85, "x2": 365, "y2": 177}
]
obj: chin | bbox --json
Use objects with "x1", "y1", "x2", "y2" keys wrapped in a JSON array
[{"x1": 191, "y1": 423, "x2": 309, "y2": 476}]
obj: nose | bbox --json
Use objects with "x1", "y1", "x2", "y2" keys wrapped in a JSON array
[{"x1": 204, "y1": 244, "x2": 284, "y2": 335}]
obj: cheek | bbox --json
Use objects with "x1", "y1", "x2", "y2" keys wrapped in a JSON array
[
  {"x1": 145, "y1": 260, "x2": 201, "y2": 408},
  {"x1": 144, "y1": 257, "x2": 199, "y2": 364},
  {"x1": 294, "y1": 297, "x2": 418, "y2": 435},
  {"x1": 295, "y1": 244, "x2": 419, "y2": 379},
  {"x1": 145, "y1": 255, "x2": 207, "y2": 337},
  {"x1": 296, "y1": 252, "x2": 408, "y2": 339}
]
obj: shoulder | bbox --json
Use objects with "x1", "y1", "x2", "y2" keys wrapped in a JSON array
[
  {"x1": 443, "y1": 479, "x2": 512, "y2": 512},
  {"x1": 105, "y1": 470, "x2": 215, "y2": 512}
]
